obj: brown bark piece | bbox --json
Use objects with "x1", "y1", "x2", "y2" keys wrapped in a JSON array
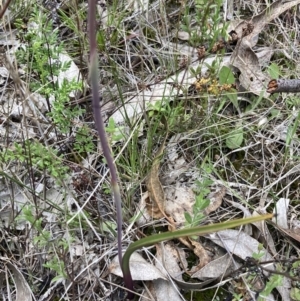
[
  {"x1": 188, "y1": 238, "x2": 211, "y2": 271},
  {"x1": 145, "y1": 133, "x2": 175, "y2": 225},
  {"x1": 146, "y1": 155, "x2": 169, "y2": 220}
]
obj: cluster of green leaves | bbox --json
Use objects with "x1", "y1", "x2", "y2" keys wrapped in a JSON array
[
  {"x1": 290, "y1": 261, "x2": 300, "y2": 300},
  {"x1": 105, "y1": 117, "x2": 126, "y2": 143},
  {"x1": 74, "y1": 124, "x2": 95, "y2": 156},
  {"x1": 184, "y1": 163, "x2": 212, "y2": 234},
  {"x1": 1, "y1": 140, "x2": 68, "y2": 182},
  {"x1": 181, "y1": 0, "x2": 227, "y2": 47},
  {"x1": 15, "y1": 7, "x2": 84, "y2": 134},
  {"x1": 18, "y1": 205, "x2": 69, "y2": 283},
  {"x1": 47, "y1": 79, "x2": 84, "y2": 134},
  {"x1": 148, "y1": 99, "x2": 186, "y2": 129},
  {"x1": 18, "y1": 205, "x2": 51, "y2": 247}
]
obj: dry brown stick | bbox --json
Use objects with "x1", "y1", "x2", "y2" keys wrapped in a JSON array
[
  {"x1": 0, "y1": 0, "x2": 13, "y2": 19},
  {"x1": 267, "y1": 79, "x2": 300, "y2": 93}
]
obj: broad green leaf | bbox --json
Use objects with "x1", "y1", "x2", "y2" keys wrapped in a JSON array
[
  {"x1": 219, "y1": 66, "x2": 235, "y2": 84},
  {"x1": 102, "y1": 221, "x2": 117, "y2": 236},
  {"x1": 195, "y1": 196, "x2": 210, "y2": 210},
  {"x1": 290, "y1": 288, "x2": 300, "y2": 301},
  {"x1": 267, "y1": 63, "x2": 281, "y2": 79},
  {"x1": 184, "y1": 212, "x2": 192, "y2": 224},
  {"x1": 226, "y1": 92, "x2": 239, "y2": 112},
  {"x1": 226, "y1": 128, "x2": 243, "y2": 149},
  {"x1": 258, "y1": 273, "x2": 283, "y2": 300}
]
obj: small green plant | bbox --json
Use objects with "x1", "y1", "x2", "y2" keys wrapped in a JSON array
[
  {"x1": 43, "y1": 257, "x2": 68, "y2": 282},
  {"x1": 47, "y1": 78, "x2": 84, "y2": 133},
  {"x1": 252, "y1": 243, "x2": 266, "y2": 260},
  {"x1": 181, "y1": 0, "x2": 227, "y2": 47},
  {"x1": 258, "y1": 273, "x2": 283, "y2": 301},
  {"x1": 184, "y1": 183, "x2": 211, "y2": 226},
  {"x1": 290, "y1": 260, "x2": 300, "y2": 301},
  {"x1": 184, "y1": 163, "x2": 213, "y2": 231},
  {"x1": 18, "y1": 205, "x2": 51, "y2": 247},
  {"x1": 1, "y1": 140, "x2": 69, "y2": 183},
  {"x1": 267, "y1": 63, "x2": 282, "y2": 79},
  {"x1": 18, "y1": 204, "x2": 73, "y2": 282},
  {"x1": 105, "y1": 117, "x2": 126, "y2": 142},
  {"x1": 74, "y1": 125, "x2": 95, "y2": 156},
  {"x1": 15, "y1": 7, "x2": 84, "y2": 134},
  {"x1": 147, "y1": 98, "x2": 185, "y2": 129}
]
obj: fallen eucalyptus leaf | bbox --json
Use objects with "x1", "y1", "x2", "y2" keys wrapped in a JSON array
[
  {"x1": 142, "y1": 279, "x2": 183, "y2": 301},
  {"x1": 205, "y1": 229, "x2": 272, "y2": 260},
  {"x1": 109, "y1": 252, "x2": 167, "y2": 281},
  {"x1": 5, "y1": 261, "x2": 32, "y2": 301},
  {"x1": 192, "y1": 254, "x2": 238, "y2": 280}
]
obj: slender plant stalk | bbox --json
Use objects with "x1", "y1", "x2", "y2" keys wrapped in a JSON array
[{"x1": 88, "y1": 0, "x2": 125, "y2": 272}]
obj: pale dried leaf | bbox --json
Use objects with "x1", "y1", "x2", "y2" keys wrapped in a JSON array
[
  {"x1": 165, "y1": 185, "x2": 195, "y2": 225},
  {"x1": 155, "y1": 243, "x2": 183, "y2": 281},
  {"x1": 109, "y1": 252, "x2": 167, "y2": 281},
  {"x1": 135, "y1": 192, "x2": 153, "y2": 227},
  {"x1": 270, "y1": 220, "x2": 300, "y2": 243},
  {"x1": 206, "y1": 230, "x2": 290, "y2": 300},
  {"x1": 0, "y1": 66, "x2": 9, "y2": 78},
  {"x1": 206, "y1": 229, "x2": 273, "y2": 260},
  {"x1": 145, "y1": 177, "x2": 166, "y2": 220},
  {"x1": 231, "y1": 43, "x2": 269, "y2": 96},
  {"x1": 142, "y1": 280, "x2": 183, "y2": 301},
  {"x1": 0, "y1": 185, "x2": 29, "y2": 230},
  {"x1": 273, "y1": 198, "x2": 289, "y2": 229},
  {"x1": 252, "y1": 211, "x2": 277, "y2": 256},
  {"x1": 165, "y1": 157, "x2": 189, "y2": 184},
  {"x1": 111, "y1": 86, "x2": 176, "y2": 125},
  {"x1": 188, "y1": 238, "x2": 211, "y2": 271},
  {"x1": 192, "y1": 254, "x2": 239, "y2": 280},
  {"x1": 6, "y1": 261, "x2": 32, "y2": 301},
  {"x1": 177, "y1": 31, "x2": 190, "y2": 41},
  {"x1": 291, "y1": 219, "x2": 300, "y2": 235},
  {"x1": 256, "y1": 47, "x2": 274, "y2": 67}
]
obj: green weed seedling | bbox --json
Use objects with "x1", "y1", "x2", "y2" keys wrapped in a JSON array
[
  {"x1": 15, "y1": 7, "x2": 84, "y2": 134},
  {"x1": 105, "y1": 117, "x2": 126, "y2": 143},
  {"x1": 17, "y1": 205, "x2": 51, "y2": 248},
  {"x1": 74, "y1": 125, "x2": 95, "y2": 157},
  {"x1": 290, "y1": 261, "x2": 300, "y2": 301},
  {"x1": 185, "y1": 163, "x2": 213, "y2": 238},
  {"x1": 43, "y1": 257, "x2": 68, "y2": 283},
  {"x1": 1, "y1": 141, "x2": 68, "y2": 184},
  {"x1": 181, "y1": 0, "x2": 226, "y2": 47}
]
